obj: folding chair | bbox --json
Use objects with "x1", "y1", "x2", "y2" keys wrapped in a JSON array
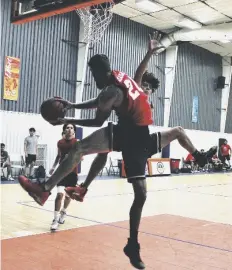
[
  {"x1": 10, "y1": 154, "x2": 24, "y2": 177},
  {"x1": 108, "y1": 157, "x2": 120, "y2": 176}
]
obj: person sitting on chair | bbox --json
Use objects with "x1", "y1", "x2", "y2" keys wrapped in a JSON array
[{"x1": 1, "y1": 143, "x2": 14, "y2": 181}]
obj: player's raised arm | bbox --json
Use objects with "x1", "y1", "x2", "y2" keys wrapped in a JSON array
[{"x1": 134, "y1": 31, "x2": 163, "y2": 85}]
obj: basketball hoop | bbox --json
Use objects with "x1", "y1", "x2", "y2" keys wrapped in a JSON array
[{"x1": 76, "y1": 1, "x2": 114, "y2": 44}]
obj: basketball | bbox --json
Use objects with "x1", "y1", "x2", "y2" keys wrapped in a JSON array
[{"x1": 40, "y1": 97, "x2": 66, "y2": 123}]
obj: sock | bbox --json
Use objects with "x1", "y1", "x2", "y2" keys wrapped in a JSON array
[
  {"x1": 54, "y1": 211, "x2": 59, "y2": 220},
  {"x1": 61, "y1": 208, "x2": 66, "y2": 213},
  {"x1": 130, "y1": 230, "x2": 138, "y2": 242}
]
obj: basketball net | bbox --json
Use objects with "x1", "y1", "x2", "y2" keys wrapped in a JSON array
[{"x1": 76, "y1": 1, "x2": 114, "y2": 45}]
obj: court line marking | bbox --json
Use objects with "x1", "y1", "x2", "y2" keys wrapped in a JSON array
[
  {"x1": 15, "y1": 182, "x2": 232, "y2": 204},
  {"x1": 15, "y1": 201, "x2": 232, "y2": 254}
]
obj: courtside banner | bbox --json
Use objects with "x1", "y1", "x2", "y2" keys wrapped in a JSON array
[{"x1": 3, "y1": 56, "x2": 20, "y2": 101}]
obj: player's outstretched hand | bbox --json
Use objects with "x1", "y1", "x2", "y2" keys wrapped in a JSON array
[{"x1": 148, "y1": 31, "x2": 166, "y2": 55}]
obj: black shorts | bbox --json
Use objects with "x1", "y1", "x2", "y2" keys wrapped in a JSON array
[
  {"x1": 112, "y1": 123, "x2": 161, "y2": 182},
  {"x1": 25, "y1": 154, "x2": 36, "y2": 165},
  {"x1": 57, "y1": 172, "x2": 78, "y2": 187},
  {"x1": 221, "y1": 155, "x2": 230, "y2": 162}
]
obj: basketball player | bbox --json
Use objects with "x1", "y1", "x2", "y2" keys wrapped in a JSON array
[
  {"x1": 220, "y1": 140, "x2": 231, "y2": 168},
  {"x1": 62, "y1": 32, "x2": 161, "y2": 198},
  {"x1": 19, "y1": 54, "x2": 216, "y2": 269},
  {"x1": 49, "y1": 125, "x2": 79, "y2": 231}
]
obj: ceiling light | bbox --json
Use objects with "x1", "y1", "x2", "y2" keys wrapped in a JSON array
[
  {"x1": 177, "y1": 18, "x2": 202, "y2": 30},
  {"x1": 135, "y1": 0, "x2": 163, "y2": 12}
]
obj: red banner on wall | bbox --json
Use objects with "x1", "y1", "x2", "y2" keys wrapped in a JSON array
[{"x1": 3, "y1": 56, "x2": 20, "y2": 101}]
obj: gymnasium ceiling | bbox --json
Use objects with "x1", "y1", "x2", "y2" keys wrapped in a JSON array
[{"x1": 112, "y1": 0, "x2": 232, "y2": 56}]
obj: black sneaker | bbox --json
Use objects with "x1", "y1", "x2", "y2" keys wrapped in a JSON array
[
  {"x1": 123, "y1": 238, "x2": 145, "y2": 269},
  {"x1": 194, "y1": 146, "x2": 217, "y2": 167}
]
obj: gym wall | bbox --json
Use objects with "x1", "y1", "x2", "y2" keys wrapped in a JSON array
[
  {"x1": 169, "y1": 43, "x2": 222, "y2": 132},
  {"x1": 1, "y1": 0, "x2": 79, "y2": 115},
  {"x1": 225, "y1": 76, "x2": 232, "y2": 133}
]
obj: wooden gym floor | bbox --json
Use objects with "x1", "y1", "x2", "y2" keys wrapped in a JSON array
[{"x1": 1, "y1": 172, "x2": 232, "y2": 269}]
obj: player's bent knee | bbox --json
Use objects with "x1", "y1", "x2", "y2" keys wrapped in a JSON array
[
  {"x1": 56, "y1": 193, "x2": 64, "y2": 201},
  {"x1": 171, "y1": 126, "x2": 184, "y2": 138},
  {"x1": 175, "y1": 126, "x2": 184, "y2": 134},
  {"x1": 131, "y1": 178, "x2": 147, "y2": 205}
]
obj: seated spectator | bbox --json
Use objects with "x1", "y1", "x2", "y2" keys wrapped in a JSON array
[
  {"x1": 1, "y1": 143, "x2": 14, "y2": 181},
  {"x1": 212, "y1": 153, "x2": 219, "y2": 162}
]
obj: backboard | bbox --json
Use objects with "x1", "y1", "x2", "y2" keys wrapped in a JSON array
[{"x1": 11, "y1": 0, "x2": 110, "y2": 24}]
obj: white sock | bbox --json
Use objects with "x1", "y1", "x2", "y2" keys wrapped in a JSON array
[
  {"x1": 54, "y1": 211, "x2": 59, "y2": 220},
  {"x1": 61, "y1": 208, "x2": 67, "y2": 213}
]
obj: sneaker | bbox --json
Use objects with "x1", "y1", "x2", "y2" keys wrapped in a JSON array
[
  {"x1": 59, "y1": 210, "x2": 67, "y2": 224},
  {"x1": 8, "y1": 176, "x2": 14, "y2": 181},
  {"x1": 50, "y1": 219, "x2": 59, "y2": 231},
  {"x1": 194, "y1": 146, "x2": 217, "y2": 168},
  {"x1": 65, "y1": 184, "x2": 87, "y2": 202},
  {"x1": 123, "y1": 238, "x2": 145, "y2": 269},
  {"x1": 18, "y1": 175, "x2": 50, "y2": 206}
]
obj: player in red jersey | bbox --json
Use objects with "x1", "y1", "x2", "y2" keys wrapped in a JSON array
[
  {"x1": 49, "y1": 124, "x2": 79, "y2": 231},
  {"x1": 18, "y1": 53, "x2": 162, "y2": 269},
  {"x1": 220, "y1": 140, "x2": 231, "y2": 167},
  {"x1": 18, "y1": 52, "x2": 216, "y2": 269}
]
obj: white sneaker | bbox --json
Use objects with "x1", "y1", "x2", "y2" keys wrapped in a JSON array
[
  {"x1": 50, "y1": 219, "x2": 59, "y2": 231},
  {"x1": 8, "y1": 177, "x2": 14, "y2": 181},
  {"x1": 59, "y1": 210, "x2": 67, "y2": 224}
]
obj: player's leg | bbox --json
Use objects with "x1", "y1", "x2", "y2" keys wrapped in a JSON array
[
  {"x1": 4, "y1": 161, "x2": 14, "y2": 181},
  {"x1": 123, "y1": 154, "x2": 147, "y2": 270},
  {"x1": 83, "y1": 153, "x2": 108, "y2": 188},
  {"x1": 51, "y1": 185, "x2": 64, "y2": 231},
  {"x1": 59, "y1": 172, "x2": 78, "y2": 224},
  {"x1": 122, "y1": 128, "x2": 151, "y2": 270},
  {"x1": 160, "y1": 126, "x2": 196, "y2": 153},
  {"x1": 44, "y1": 126, "x2": 111, "y2": 191},
  {"x1": 18, "y1": 125, "x2": 112, "y2": 205},
  {"x1": 226, "y1": 155, "x2": 231, "y2": 167},
  {"x1": 25, "y1": 156, "x2": 30, "y2": 177},
  {"x1": 65, "y1": 153, "x2": 108, "y2": 201},
  {"x1": 65, "y1": 124, "x2": 119, "y2": 201},
  {"x1": 151, "y1": 127, "x2": 217, "y2": 167}
]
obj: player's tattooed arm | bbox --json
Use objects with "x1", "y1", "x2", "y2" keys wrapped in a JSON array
[{"x1": 56, "y1": 85, "x2": 123, "y2": 127}]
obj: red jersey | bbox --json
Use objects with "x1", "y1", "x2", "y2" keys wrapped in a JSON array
[
  {"x1": 221, "y1": 144, "x2": 231, "y2": 156},
  {"x1": 57, "y1": 138, "x2": 78, "y2": 173},
  {"x1": 112, "y1": 70, "x2": 153, "y2": 126}
]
